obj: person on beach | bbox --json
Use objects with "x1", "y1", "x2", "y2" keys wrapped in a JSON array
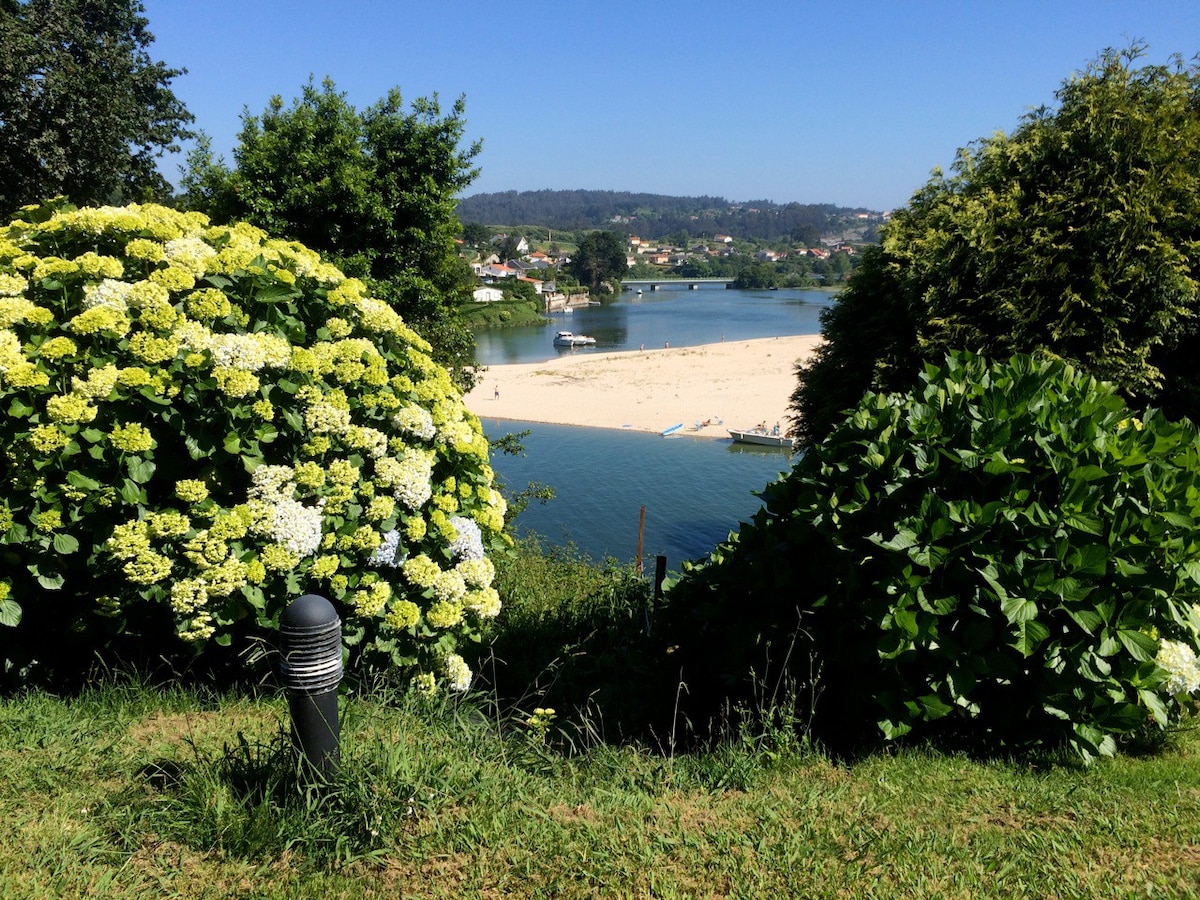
[{"x1": 494, "y1": 384, "x2": 499, "y2": 400}]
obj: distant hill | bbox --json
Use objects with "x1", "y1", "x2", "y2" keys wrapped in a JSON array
[{"x1": 455, "y1": 189, "x2": 881, "y2": 243}]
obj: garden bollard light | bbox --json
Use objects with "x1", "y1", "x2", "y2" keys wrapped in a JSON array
[{"x1": 279, "y1": 593, "x2": 342, "y2": 778}]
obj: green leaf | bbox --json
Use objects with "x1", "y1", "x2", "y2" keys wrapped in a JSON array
[
  {"x1": 119, "y1": 478, "x2": 146, "y2": 505},
  {"x1": 36, "y1": 572, "x2": 65, "y2": 590},
  {"x1": 1179, "y1": 559, "x2": 1200, "y2": 587},
  {"x1": 1065, "y1": 607, "x2": 1104, "y2": 633},
  {"x1": 126, "y1": 457, "x2": 156, "y2": 484},
  {"x1": 1138, "y1": 689, "x2": 1169, "y2": 726},
  {"x1": 8, "y1": 398, "x2": 34, "y2": 417},
  {"x1": 52, "y1": 533, "x2": 79, "y2": 554},
  {"x1": 0, "y1": 598, "x2": 21, "y2": 627},
  {"x1": 878, "y1": 718, "x2": 913, "y2": 740},
  {"x1": 916, "y1": 693, "x2": 954, "y2": 719},
  {"x1": 1063, "y1": 512, "x2": 1103, "y2": 535},
  {"x1": 871, "y1": 528, "x2": 919, "y2": 552},
  {"x1": 1001, "y1": 595, "x2": 1037, "y2": 624},
  {"x1": 223, "y1": 432, "x2": 241, "y2": 454},
  {"x1": 254, "y1": 281, "x2": 301, "y2": 303},
  {"x1": 1069, "y1": 544, "x2": 1108, "y2": 576},
  {"x1": 891, "y1": 606, "x2": 919, "y2": 638},
  {"x1": 66, "y1": 470, "x2": 102, "y2": 491},
  {"x1": 977, "y1": 565, "x2": 1009, "y2": 602},
  {"x1": 1010, "y1": 618, "x2": 1050, "y2": 656},
  {"x1": 1117, "y1": 628, "x2": 1159, "y2": 662}
]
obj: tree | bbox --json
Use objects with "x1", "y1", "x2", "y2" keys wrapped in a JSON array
[
  {"x1": 790, "y1": 46, "x2": 1200, "y2": 446},
  {"x1": 0, "y1": 0, "x2": 193, "y2": 215},
  {"x1": 496, "y1": 234, "x2": 522, "y2": 263},
  {"x1": 733, "y1": 261, "x2": 779, "y2": 289},
  {"x1": 461, "y1": 221, "x2": 492, "y2": 249},
  {"x1": 569, "y1": 230, "x2": 628, "y2": 292},
  {"x1": 179, "y1": 78, "x2": 482, "y2": 387}
]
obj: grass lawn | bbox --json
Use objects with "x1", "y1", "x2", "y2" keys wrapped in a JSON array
[{"x1": 3, "y1": 680, "x2": 1199, "y2": 898}]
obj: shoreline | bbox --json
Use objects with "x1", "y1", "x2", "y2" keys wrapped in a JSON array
[{"x1": 463, "y1": 334, "x2": 823, "y2": 439}]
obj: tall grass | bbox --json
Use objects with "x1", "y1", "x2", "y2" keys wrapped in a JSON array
[
  {"x1": 3, "y1": 540, "x2": 1200, "y2": 896},
  {"x1": 4, "y1": 678, "x2": 1200, "y2": 898}
]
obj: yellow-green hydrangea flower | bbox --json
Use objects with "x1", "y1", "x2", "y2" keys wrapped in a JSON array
[
  {"x1": 29, "y1": 424, "x2": 70, "y2": 453},
  {"x1": 45, "y1": 394, "x2": 97, "y2": 424},
  {"x1": 37, "y1": 336, "x2": 76, "y2": 360},
  {"x1": 384, "y1": 600, "x2": 421, "y2": 630},
  {"x1": 109, "y1": 422, "x2": 155, "y2": 452},
  {"x1": 175, "y1": 480, "x2": 209, "y2": 503}
]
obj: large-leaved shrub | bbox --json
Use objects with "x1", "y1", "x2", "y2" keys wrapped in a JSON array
[
  {"x1": 0, "y1": 201, "x2": 506, "y2": 688},
  {"x1": 666, "y1": 353, "x2": 1200, "y2": 759}
]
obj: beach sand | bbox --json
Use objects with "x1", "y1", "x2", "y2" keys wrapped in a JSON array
[{"x1": 464, "y1": 334, "x2": 824, "y2": 438}]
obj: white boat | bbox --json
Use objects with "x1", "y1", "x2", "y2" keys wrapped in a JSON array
[
  {"x1": 553, "y1": 330, "x2": 596, "y2": 347},
  {"x1": 728, "y1": 426, "x2": 796, "y2": 449}
]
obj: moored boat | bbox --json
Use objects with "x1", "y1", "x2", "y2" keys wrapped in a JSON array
[
  {"x1": 553, "y1": 330, "x2": 597, "y2": 347},
  {"x1": 728, "y1": 426, "x2": 795, "y2": 449}
]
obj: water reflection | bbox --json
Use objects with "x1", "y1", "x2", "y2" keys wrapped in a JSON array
[{"x1": 473, "y1": 287, "x2": 832, "y2": 365}]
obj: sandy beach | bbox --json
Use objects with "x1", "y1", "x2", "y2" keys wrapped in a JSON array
[{"x1": 464, "y1": 334, "x2": 823, "y2": 438}]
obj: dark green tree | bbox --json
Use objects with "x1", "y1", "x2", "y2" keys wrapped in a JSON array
[
  {"x1": 496, "y1": 234, "x2": 522, "y2": 262},
  {"x1": 569, "y1": 230, "x2": 628, "y2": 292},
  {"x1": 180, "y1": 78, "x2": 482, "y2": 387},
  {"x1": 734, "y1": 261, "x2": 779, "y2": 289},
  {"x1": 791, "y1": 46, "x2": 1200, "y2": 445},
  {"x1": 461, "y1": 221, "x2": 492, "y2": 249},
  {"x1": 0, "y1": 0, "x2": 193, "y2": 215}
]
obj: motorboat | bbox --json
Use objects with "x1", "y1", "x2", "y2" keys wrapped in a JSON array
[
  {"x1": 728, "y1": 426, "x2": 796, "y2": 449},
  {"x1": 553, "y1": 330, "x2": 597, "y2": 347}
]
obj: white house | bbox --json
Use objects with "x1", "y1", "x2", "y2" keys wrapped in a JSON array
[
  {"x1": 472, "y1": 286, "x2": 504, "y2": 303},
  {"x1": 481, "y1": 264, "x2": 517, "y2": 280}
]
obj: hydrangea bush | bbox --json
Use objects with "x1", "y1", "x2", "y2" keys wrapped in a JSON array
[
  {"x1": 0, "y1": 200, "x2": 505, "y2": 688},
  {"x1": 665, "y1": 353, "x2": 1200, "y2": 760}
]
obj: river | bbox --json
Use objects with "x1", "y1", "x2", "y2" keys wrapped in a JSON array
[
  {"x1": 475, "y1": 286, "x2": 827, "y2": 567},
  {"x1": 473, "y1": 284, "x2": 831, "y2": 365}
]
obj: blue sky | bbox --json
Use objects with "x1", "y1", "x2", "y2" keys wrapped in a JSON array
[{"x1": 143, "y1": 1, "x2": 1200, "y2": 211}]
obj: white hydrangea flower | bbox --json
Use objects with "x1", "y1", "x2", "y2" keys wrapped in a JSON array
[
  {"x1": 375, "y1": 451, "x2": 433, "y2": 510},
  {"x1": 444, "y1": 653, "x2": 472, "y2": 692},
  {"x1": 447, "y1": 515, "x2": 485, "y2": 561},
  {"x1": 393, "y1": 406, "x2": 436, "y2": 442},
  {"x1": 82, "y1": 278, "x2": 134, "y2": 311},
  {"x1": 269, "y1": 497, "x2": 324, "y2": 559},
  {"x1": 163, "y1": 235, "x2": 217, "y2": 276},
  {"x1": 173, "y1": 321, "x2": 291, "y2": 371},
  {"x1": 1158, "y1": 639, "x2": 1200, "y2": 695},
  {"x1": 208, "y1": 333, "x2": 292, "y2": 371}
]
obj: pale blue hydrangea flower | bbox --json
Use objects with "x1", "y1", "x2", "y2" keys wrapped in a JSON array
[
  {"x1": 370, "y1": 529, "x2": 405, "y2": 568},
  {"x1": 447, "y1": 515, "x2": 484, "y2": 561}
]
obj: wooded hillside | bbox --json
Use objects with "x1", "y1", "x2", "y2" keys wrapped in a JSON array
[{"x1": 456, "y1": 189, "x2": 880, "y2": 242}]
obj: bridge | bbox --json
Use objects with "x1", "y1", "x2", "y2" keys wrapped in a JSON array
[{"x1": 621, "y1": 277, "x2": 736, "y2": 291}]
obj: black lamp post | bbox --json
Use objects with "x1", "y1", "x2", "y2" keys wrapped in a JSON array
[{"x1": 279, "y1": 593, "x2": 342, "y2": 777}]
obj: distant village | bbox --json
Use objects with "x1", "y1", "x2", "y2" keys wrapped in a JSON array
[{"x1": 466, "y1": 211, "x2": 886, "y2": 309}]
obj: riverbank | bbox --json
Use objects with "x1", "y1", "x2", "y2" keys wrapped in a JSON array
[{"x1": 464, "y1": 334, "x2": 823, "y2": 437}]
